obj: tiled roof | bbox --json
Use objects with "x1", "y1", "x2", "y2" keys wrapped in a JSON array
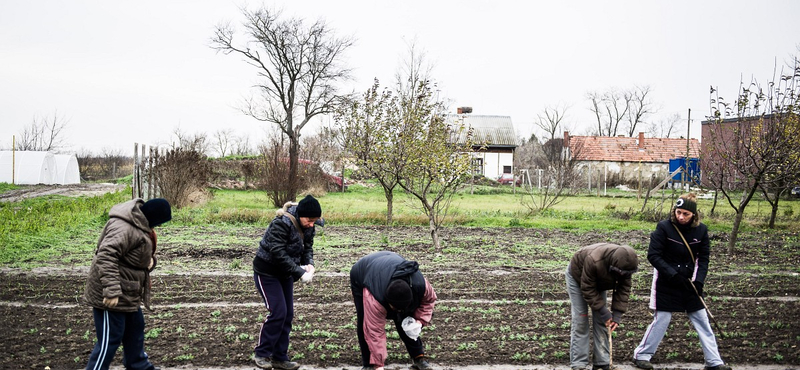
[
  {"x1": 446, "y1": 114, "x2": 518, "y2": 147},
  {"x1": 570, "y1": 135, "x2": 700, "y2": 163}
]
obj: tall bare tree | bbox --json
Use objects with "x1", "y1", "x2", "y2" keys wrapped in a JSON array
[
  {"x1": 588, "y1": 86, "x2": 655, "y2": 137},
  {"x1": 535, "y1": 104, "x2": 568, "y2": 142},
  {"x1": 16, "y1": 111, "x2": 69, "y2": 151},
  {"x1": 647, "y1": 112, "x2": 682, "y2": 138},
  {"x1": 211, "y1": 6, "x2": 354, "y2": 203},
  {"x1": 213, "y1": 128, "x2": 234, "y2": 158}
]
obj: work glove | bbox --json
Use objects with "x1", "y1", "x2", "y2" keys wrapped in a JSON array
[
  {"x1": 103, "y1": 297, "x2": 119, "y2": 308},
  {"x1": 693, "y1": 281, "x2": 705, "y2": 297},
  {"x1": 301, "y1": 264, "x2": 316, "y2": 275},
  {"x1": 401, "y1": 316, "x2": 422, "y2": 341},
  {"x1": 300, "y1": 272, "x2": 314, "y2": 284}
]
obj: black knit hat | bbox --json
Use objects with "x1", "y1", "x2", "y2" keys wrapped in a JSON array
[
  {"x1": 140, "y1": 198, "x2": 172, "y2": 228},
  {"x1": 675, "y1": 197, "x2": 697, "y2": 214},
  {"x1": 296, "y1": 195, "x2": 322, "y2": 218},
  {"x1": 386, "y1": 279, "x2": 413, "y2": 312}
]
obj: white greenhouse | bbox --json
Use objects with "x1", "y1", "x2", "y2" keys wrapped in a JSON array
[{"x1": 0, "y1": 151, "x2": 81, "y2": 185}]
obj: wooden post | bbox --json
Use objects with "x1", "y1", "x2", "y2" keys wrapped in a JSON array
[
  {"x1": 147, "y1": 146, "x2": 154, "y2": 200},
  {"x1": 132, "y1": 143, "x2": 139, "y2": 199},
  {"x1": 11, "y1": 135, "x2": 15, "y2": 185}
]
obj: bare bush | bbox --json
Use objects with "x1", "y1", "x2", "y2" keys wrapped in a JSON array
[
  {"x1": 76, "y1": 148, "x2": 133, "y2": 181},
  {"x1": 151, "y1": 148, "x2": 211, "y2": 208}
]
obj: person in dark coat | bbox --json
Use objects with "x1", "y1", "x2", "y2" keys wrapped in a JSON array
[
  {"x1": 83, "y1": 198, "x2": 171, "y2": 370},
  {"x1": 566, "y1": 243, "x2": 639, "y2": 370},
  {"x1": 632, "y1": 193, "x2": 731, "y2": 370},
  {"x1": 350, "y1": 251, "x2": 437, "y2": 370},
  {"x1": 252, "y1": 195, "x2": 321, "y2": 370}
]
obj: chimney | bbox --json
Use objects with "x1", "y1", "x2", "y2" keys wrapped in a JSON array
[
  {"x1": 457, "y1": 106, "x2": 473, "y2": 114},
  {"x1": 563, "y1": 131, "x2": 570, "y2": 147},
  {"x1": 638, "y1": 132, "x2": 645, "y2": 150}
]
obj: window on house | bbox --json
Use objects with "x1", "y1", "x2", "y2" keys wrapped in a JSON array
[
  {"x1": 503, "y1": 165, "x2": 512, "y2": 174},
  {"x1": 472, "y1": 158, "x2": 483, "y2": 175}
]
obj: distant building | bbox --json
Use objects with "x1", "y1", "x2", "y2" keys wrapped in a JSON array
[
  {"x1": 564, "y1": 132, "x2": 700, "y2": 186},
  {"x1": 447, "y1": 114, "x2": 518, "y2": 180}
]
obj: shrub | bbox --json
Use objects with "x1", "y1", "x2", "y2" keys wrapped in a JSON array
[{"x1": 151, "y1": 148, "x2": 211, "y2": 208}]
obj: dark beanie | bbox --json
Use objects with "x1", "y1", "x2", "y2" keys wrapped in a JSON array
[
  {"x1": 140, "y1": 198, "x2": 172, "y2": 228},
  {"x1": 675, "y1": 197, "x2": 697, "y2": 214},
  {"x1": 296, "y1": 195, "x2": 322, "y2": 218},
  {"x1": 386, "y1": 279, "x2": 413, "y2": 312}
]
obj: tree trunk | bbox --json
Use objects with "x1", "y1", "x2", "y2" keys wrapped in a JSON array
[
  {"x1": 728, "y1": 210, "x2": 744, "y2": 254},
  {"x1": 385, "y1": 189, "x2": 394, "y2": 226},
  {"x1": 429, "y1": 216, "x2": 440, "y2": 249},
  {"x1": 768, "y1": 198, "x2": 779, "y2": 229},
  {"x1": 288, "y1": 134, "x2": 299, "y2": 202}
]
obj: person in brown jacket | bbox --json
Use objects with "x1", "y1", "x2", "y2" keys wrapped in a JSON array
[
  {"x1": 83, "y1": 198, "x2": 171, "y2": 370},
  {"x1": 566, "y1": 243, "x2": 639, "y2": 370}
]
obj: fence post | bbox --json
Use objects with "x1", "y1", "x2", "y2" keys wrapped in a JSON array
[{"x1": 132, "y1": 143, "x2": 139, "y2": 199}]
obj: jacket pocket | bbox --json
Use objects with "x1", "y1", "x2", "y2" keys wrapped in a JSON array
[{"x1": 120, "y1": 279, "x2": 141, "y2": 296}]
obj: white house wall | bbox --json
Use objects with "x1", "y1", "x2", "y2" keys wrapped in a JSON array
[{"x1": 473, "y1": 152, "x2": 514, "y2": 179}]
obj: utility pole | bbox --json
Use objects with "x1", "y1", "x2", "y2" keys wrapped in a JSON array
[{"x1": 684, "y1": 109, "x2": 691, "y2": 190}]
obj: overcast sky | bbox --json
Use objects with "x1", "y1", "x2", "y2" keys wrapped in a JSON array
[{"x1": 1, "y1": 0, "x2": 799, "y2": 155}]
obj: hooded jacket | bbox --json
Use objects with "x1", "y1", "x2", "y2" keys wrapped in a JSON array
[
  {"x1": 569, "y1": 243, "x2": 639, "y2": 323},
  {"x1": 647, "y1": 206, "x2": 709, "y2": 312},
  {"x1": 253, "y1": 202, "x2": 315, "y2": 281},
  {"x1": 84, "y1": 198, "x2": 157, "y2": 312},
  {"x1": 350, "y1": 251, "x2": 437, "y2": 367}
]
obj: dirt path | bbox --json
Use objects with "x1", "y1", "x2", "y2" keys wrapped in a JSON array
[{"x1": 0, "y1": 183, "x2": 126, "y2": 202}]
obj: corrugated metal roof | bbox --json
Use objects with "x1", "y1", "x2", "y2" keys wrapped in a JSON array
[{"x1": 446, "y1": 114, "x2": 518, "y2": 147}]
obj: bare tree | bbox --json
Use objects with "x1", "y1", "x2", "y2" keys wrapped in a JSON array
[
  {"x1": 211, "y1": 6, "x2": 354, "y2": 203},
  {"x1": 535, "y1": 104, "x2": 568, "y2": 142},
  {"x1": 16, "y1": 111, "x2": 69, "y2": 151},
  {"x1": 588, "y1": 86, "x2": 655, "y2": 137},
  {"x1": 624, "y1": 85, "x2": 655, "y2": 137},
  {"x1": 231, "y1": 134, "x2": 254, "y2": 156},
  {"x1": 213, "y1": 128, "x2": 234, "y2": 158},
  {"x1": 172, "y1": 126, "x2": 210, "y2": 155},
  {"x1": 647, "y1": 112, "x2": 682, "y2": 138},
  {"x1": 587, "y1": 89, "x2": 630, "y2": 137},
  {"x1": 521, "y1": 136, "x2": 583, "y2": 212},
  {"x1": 705, "y1": 52, "x2": 800, "y2": 252}
]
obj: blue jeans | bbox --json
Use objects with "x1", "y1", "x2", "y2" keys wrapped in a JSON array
[
  {"x1": 254, "y1": 273, "x2": 295, "y2": 361},
  {"x1": 85, "y1": 307, "x2": 155, "y2": 370}
]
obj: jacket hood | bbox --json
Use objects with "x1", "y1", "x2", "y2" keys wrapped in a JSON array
[
  {"x1": 392, "y1": 260, "x2": 420, "y2": 279},
  {"x1": 108, "y1": 198, "x2": 151, "y2": 232},
  {"x1": 608, "y1": 244, "x2": 639, "y2": 273}
]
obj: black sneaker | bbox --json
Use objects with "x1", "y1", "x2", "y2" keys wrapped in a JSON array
[
  {"x1": 592, "y1": 365, "x2": 610, "y2": 370},
  {"x1": 705, "y1": 365, "x2": 731, "y2": 370},
  {"x1": 272, "y1": 360, "x2": 300, "y2": 370},
  {"x1": 634, "y1": 359, "x2": 654, "y2": 370},
  {"x1": 412, "y1": 356, "x2": 433, "y2": 370}
]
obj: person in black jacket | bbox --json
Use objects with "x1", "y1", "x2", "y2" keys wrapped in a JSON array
[
  {"x1": 632, "y1": 193, "x2": 730, "y2": 370},
  {"x1": 350, "y1": 251, "x2": 437, "y2": 370},
  {"x1": 252, "y1": 195, "x2": 321, "y2": 370}
]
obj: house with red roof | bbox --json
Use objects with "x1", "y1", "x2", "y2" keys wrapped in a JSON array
[{"x1": 564, "y1": 132, "x2": 700, "y2": 186}]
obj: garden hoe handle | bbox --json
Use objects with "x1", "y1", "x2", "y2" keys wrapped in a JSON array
[
  {"x1": 690, "y1": 281, "x2": 725, "y2": 337},
  {"x1": 607, "y1": 326, "x2": 613, "y2": 369}
]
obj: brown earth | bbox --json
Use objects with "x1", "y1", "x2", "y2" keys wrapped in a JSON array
[{"x1": 1, "y1": 226, "x2": 799, "y2": 370}]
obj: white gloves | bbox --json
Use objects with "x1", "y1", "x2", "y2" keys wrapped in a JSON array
[
  {"x1": 300, "y1": 272, "x2": 314, "y2": 284},
  {"x1": 401, "y1": 316, "x2": 422, "y2": 340}
]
